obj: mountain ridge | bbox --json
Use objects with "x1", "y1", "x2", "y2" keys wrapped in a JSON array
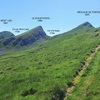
[
  {"x1": 0, "y1": 31, "x2": 15, "y2": 40},
  {"x1": 80, "y1": 21, "x2": 94, "y2": 28},
  {"x1": 0, "y1": 22, "x2": 99, "y2": 50},
  {"x1": 0, "y1": 26, "x2": 49, "y2": 49}
]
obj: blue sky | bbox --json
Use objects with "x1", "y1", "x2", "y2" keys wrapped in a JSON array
[{"x1": 0, "y1": 0, "x2": 100, "y2": 36}]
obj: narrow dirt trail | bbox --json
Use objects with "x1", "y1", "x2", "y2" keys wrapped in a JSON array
[{"x1": 64, "y1": 45, "x2": 100, "y2": 100}]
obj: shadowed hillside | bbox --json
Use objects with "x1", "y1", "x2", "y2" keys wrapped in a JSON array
[{"x1": 0, "y1": 26, "x2": 49, "y2": 49}]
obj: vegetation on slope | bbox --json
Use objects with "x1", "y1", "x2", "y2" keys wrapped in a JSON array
[
  {"x1": 64, "y1": 45, "x2": 100, "y2": 100},
  {"x1": 67, "y1": 49, "x2": 100, "y2": 100},
  {"x1": 0, "y1": 22, "x2": 100, "y2": 100}
]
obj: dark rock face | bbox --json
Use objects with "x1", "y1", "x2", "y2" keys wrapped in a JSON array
[
  {"x1": 82, "y1": 22, "x2": 94, "y2": 28},
  {"x1": 14, "y1": 26, "x2": 47, "y2": 46},
  {"x1": 31, "y1": 26, "x2": 47, "y2": 39},
  {"x1": 13, "y1": 38, "x2": 22, "y2": 46},
  {"x1": 20, "y1": 37, "x2": 36, "y2": 46},
  {"x1": 3, "y1": 37, "x2": 15, "y2": 46},
  {"x1": 1, "y1": 26, "x2": 48, "y2": 47},
  {"x1": 0, "y1": 31, "x2": 15, "y2": 39}
]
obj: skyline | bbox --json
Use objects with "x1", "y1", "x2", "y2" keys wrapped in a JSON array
[{"x1": 0, "y1": 0, "x2": 100, "y2": 36}]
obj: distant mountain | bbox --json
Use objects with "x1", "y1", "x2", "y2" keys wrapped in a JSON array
[
  {"x1": 0, "y1": 26, "x2": 49, "y2": 48},
  {"x1": 58, "y1": 22, "x2": 95, "y2": 37},
  {"x1": 74, "y1": 21, "x2": 94, "y2": 30},
  {"x1": 0, "y1": 31, "x2": 15, "y2": 40},
  {"x1": 12, "y1": 26, "x2": 48, "y2": 47},
  {"x1": 80, "y1": 21, "x2": 94, "y2": 28},
  {"x1": 0, "y1": 22, "x2": 99, "y2": 50}
]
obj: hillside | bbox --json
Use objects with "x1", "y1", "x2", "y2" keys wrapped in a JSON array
[
  {"x1": 67, "y1": 47, "x2": 100, "y2": 100},
  {"x1": 0, "y1": 22, "x2": 100, "y2": 100},
  {"x1": 65, "y1": 45, "x2": 100, "y2": 100},
  {"x1": 0, "y1": 26, "x2": 49, "y2": 49},
  {"x1": 0, "y1": 31, "x2": 15, "y2": 40}
]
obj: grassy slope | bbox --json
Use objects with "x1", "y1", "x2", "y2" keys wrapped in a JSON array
[
  {"x1": 67, "y1": 50, "x2": 100, "y2": 100},
  {"x1": 0, "y1": 25, "x2": 100, "y2": 100}
]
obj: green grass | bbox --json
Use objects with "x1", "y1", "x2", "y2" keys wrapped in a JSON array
[
  {"x1": 67, "y1": 50, "x2": 100, "y2": 100},
  {"x1": 0, "y1": 24, "x2": 100, "y2": 100}
]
